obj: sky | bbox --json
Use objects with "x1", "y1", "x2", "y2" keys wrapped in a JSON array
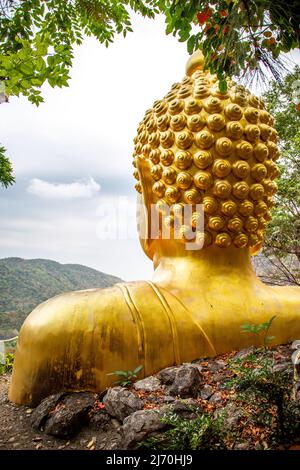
[
  {"x1": 0, "y1": 13, "x2": 299, "y2": 281},
  {"x1": 0, "y1": 14, "x2": 189, "y2": 280}
]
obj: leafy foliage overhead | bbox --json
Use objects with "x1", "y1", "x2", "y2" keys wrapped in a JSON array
[
  {"x1": 0, "y1": 0, "x2": 157, "y2": 105},
  {"x1": 158, "y1": 0, "x2": 299, "y2": 88},
  {"x1": 0, "y1": 0, "x2": 299, "y2": 104},
  {"x1": 0, "y1": 0, "x2": 298, "y2": 187}
]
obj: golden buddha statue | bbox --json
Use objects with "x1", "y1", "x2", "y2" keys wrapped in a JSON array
[{"x1": 9, "y1": 52, "x2": 300, "y2": 406}]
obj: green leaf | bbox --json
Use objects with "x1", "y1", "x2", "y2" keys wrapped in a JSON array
[
  {"x1": 265, "y1": 336, "x2": 276, "y2": 343},
  {"x1": 133, "y1": 365, "x2": 143, "y2": 374},
  {"x1": 20, "y1": 62, "x2": 34, "y2": 76},
  {"x1": 240, "y1": 324, "x2": 253, "y2": 332},
  {"x1": 36, "y1": 57, "x2": 46, "y2": 71},
  {"x1": 47, "y1": 56, "x2": 55, "y2": 67},
  {"x1": 187, "y1": 35, "x2": 196, "y2": 55},
  {"x1": 113, "y1": 370, "x2": 129, "y2": 376}
]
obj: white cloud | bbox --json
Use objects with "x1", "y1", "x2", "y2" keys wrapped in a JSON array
[{"x1": 27, "y1": 177, "x2": 100, "y2": 199}]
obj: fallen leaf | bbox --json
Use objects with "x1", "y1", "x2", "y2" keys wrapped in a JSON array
[{"x1": 87, "y1": 437, "x2": 96, "y2": 448}]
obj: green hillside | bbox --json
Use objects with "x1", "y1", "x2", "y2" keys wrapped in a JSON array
[{"x1": 0, "y1": 257, "x2": 122, "y2": 339}]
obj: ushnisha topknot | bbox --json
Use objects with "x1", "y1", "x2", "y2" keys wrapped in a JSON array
[{"x1": 132, "y1": 51, "x2": 280, "y2": 250}]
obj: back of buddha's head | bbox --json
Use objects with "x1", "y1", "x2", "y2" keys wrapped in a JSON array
[{"x1": 132, "y1": 51, "x2": 280, "y2": 252}]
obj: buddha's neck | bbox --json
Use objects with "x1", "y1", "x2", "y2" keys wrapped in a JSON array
[{"x1": 151, "y1": 241, "x2": 259, "y2": 291}]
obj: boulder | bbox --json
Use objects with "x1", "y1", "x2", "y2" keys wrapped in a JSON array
[
  {"x1": 212, "y1": 370, "x2": 233, "y2": 385},
  {"x1": 103, "y1": 387, "x2": 143, "y2": 422},
  {"x1": 133, "y1": 376, "x2": 162, "y2": 392},
  {"x1": 89, "y1": 410, "x2": 112, "y2": 432},
  {"x1": 200, "y1": 384, "x2": 214, "y2": 400},
  {"x1": 162, "y1": 395, "x2": 176, "y2": 403},
  {"x1": 43, "y1": 392, "x2": 95, "y2": 437},
  {"x1": 166, "y1": 398, "x2": 201, "y2": 419},
  {"x1": 202, "y1": 359, "x2": 225, "y2": 373},
  {"x1": 209, "y1": 392, "x2": 223, "y2": 404},
  {"x1": 122, "y1": 409, "x2": 168, "y2": 448},
  {"x1": 215, "y1": 402, "x2": 245, "y2": 430},
  {"x1": 169, "y1": 365, "x2": 202, "y2": 398},
  {"x1": 272, "y1": 362, "x2": 292, "y2": 374},
  {"x1": 233, "y1": 346, "x2": 256, "y2": 360},
  {"x1": 157, "y1": 366, "x2": 179, "y2": 385},
  {"x1": 31, "y1": 393, "x2": 65, "y2": 430}
]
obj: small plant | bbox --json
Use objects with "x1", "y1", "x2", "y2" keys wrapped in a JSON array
[
  {"x1": 0, "y1": 352, "x2": 14, "y2": 375},
  {"x1": 240, "y1": 315, "x2": 276, "y2": 349},
  {"x1": 226, "y1": 352, "x2": 276, "y2": 393},
  {"x1": 226, "y1": 350, "x2": 300, "y2": 443},
  {"x1": 139, "y1": 409, "x2": 227, "y2": 450},
  {"x1": 107, "y1": 365, "x2": 143, "y2": 387}
]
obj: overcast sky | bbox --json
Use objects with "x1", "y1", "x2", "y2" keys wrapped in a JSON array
[{"x1": 0, "y1": 14, "x2": 298, "y2": 281}]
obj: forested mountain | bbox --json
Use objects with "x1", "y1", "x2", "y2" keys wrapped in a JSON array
[{"x1": 0, "y1": 257, "x2": 122, "y2": 339}]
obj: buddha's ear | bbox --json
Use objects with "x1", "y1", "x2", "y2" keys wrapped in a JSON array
[
  {"x1": 250, "y1": 242, "x2": 263, "y2": 256},
  {"x1": 136, "y1": 156, "x2": 156, "y2": 260},
  {"x1": 137, "y1": 193, "x2": 158, "y2": 261}
]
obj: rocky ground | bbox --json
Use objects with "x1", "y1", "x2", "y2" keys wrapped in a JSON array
[{"x1": 0, "y1": 343, "x2": 299, "y2": 451}]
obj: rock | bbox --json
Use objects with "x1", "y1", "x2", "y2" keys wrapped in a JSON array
[
  {"x1": 203, "y1": 359, "x2": 225, "y2": 373},
  {"x1": 44, "y1": 392, "x2": 95, "y2": 437},
  {"x1": 215, "y1": 402, "x2": 245, "y2": 430},
  {"x1": 157, "y1": 366, "x2": 179, "y2": 385},
  {"x1": 169, "y1": 398, "x2": 199, "y2": 410},
  {"x1": 103, "y1": 387, "x2": 143, "y2": 422},
  {"x1": 146, "y1": 395, "x2": 165, "y2": 405},
  {"x1": 169, "y1": 365, "x2": 202, "y2": 398},
  {"x1": 212, "y1": 370, "x2": 232, "y2": 384},
  {"x1": 182, "y1": 362, "x2": 202, "y2": 372},
  {"x1": 215, "y1": 359, "x2": 226, "y2": 368},
  {"x1": 89, "y1": 410, "x2": 112, "y2": 432},
  {"x1": 111, "y1": 418, "x2": 122, "y2": 430},
  {"x1": 272, "y1": 362, "x2": 292, "y2": 374},
  {"x1": 122, "y1": 409, "x2": 168, "y2": 448},
  {"x1": 165, "y1": 399, "x2": 201, "y2": 419},
  {"x1": 133, "y1": 376, "x2": 162, "y2": 392},
  {"x1": 209, "y1": 392, "x2": 223, "y2": 404},
  {"x1": 31, "y1": 393, "x2": 65, "y2": 430},
  {"x1": 163, "y1": 395, "x2": 175, "y2": 403},
  {"x1": 233, "y1": 346, "x2": 256, "y2": 360},
  {"x1": 200, "y1": 384, "x2": 214, "y2": 400}
]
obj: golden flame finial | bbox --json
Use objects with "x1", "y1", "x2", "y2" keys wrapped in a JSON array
[{"x1": 186, "y1": 50, "x2": 205, "y2": 76}]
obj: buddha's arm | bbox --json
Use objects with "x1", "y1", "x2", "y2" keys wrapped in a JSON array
[
  {"x1": 9, "y1": 285, "x2": 142, "y2": 405},
  {"x1": 9, "y1": 281, "x2": 214, "y2": 406}
]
